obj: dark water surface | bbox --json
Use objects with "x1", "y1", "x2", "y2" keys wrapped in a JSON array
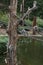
[{"x1": 0, "y1": 37, "x2": 43, "y2": 65}]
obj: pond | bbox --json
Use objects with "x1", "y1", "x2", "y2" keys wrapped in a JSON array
[{"x1": 0, "y1": 36, "x2": 43, "y2": 65}]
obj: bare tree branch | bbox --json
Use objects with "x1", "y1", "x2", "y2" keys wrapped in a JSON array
[{"x1": 21, "y1": 1, "x2": 37, "y2": 20}]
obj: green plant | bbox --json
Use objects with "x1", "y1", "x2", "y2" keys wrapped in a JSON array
[{"x1": 0, "y1": 36, "x2": 8, "y2": 55}]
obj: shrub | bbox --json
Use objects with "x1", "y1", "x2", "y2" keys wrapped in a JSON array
[{"x1": 0, "y1": 36, "x2": 8, "y2": 55}]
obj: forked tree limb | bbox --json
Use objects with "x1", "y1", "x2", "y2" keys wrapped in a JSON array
[
  {"x1": 21, "y1": 7, "x2": 37, "y2": 20},
  {"x1": 9, "y1": 1, "x2": 37, "y2": 21},
  {"x1": 21, "y1": 1, "x2": 37, "y2": 20}
]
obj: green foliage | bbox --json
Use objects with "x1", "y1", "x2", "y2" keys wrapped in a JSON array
[
  {"x1": 0, "y1": 42, "x2": 6, "y2": 55},
  {"x1": 0, "y1": 55, "x2": 6, "y2": 65},
  {"x1": 18, "y1": 17, "x2": 43, "y2": 32},
  {"x1": 0, "y1": 36, "x2": 8, "y2": 43},
  {"x1": 0, "y1": 0, "x2": 10, "y2": 5},
  {"x1": 37, "y1": 17, "x2": 43, "y2": 27},
  {"x1": 0, "y1": 11, "x2": 43, "y2": 29},
  {"x1": 0, "y1": 36, "x2": 8, "y2": 65},
  {"x1": 25, "y1": 17, "x2": 43, "y2": 27},
  {"x1": 0, "y1": 11, "x2": 9, "y2": 28},
  {"x1": 0, "y1": 0, "x2": 43, "y2": 18},
  {"x1": 0, "y1": 36, "x2": 8, "y2": 55},
  {"x1": 0, "y1": 11, "x2": 9, "y2": 23}
]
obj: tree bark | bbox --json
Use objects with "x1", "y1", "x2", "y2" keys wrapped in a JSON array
[{"x1": 7, "y1": 0, "x2": 18, "y2": 65}]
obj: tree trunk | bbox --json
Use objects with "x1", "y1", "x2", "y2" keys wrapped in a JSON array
[{"x1": 7, "y1": 0, "x2": 18, "y2": 65}]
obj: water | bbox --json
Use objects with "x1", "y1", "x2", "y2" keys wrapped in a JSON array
[
  {"x1": 0, "y1": 37, "x2": 43, "y2": 65},
  {"x1": 17, "y1": 37, "x2": 43, "y2": 65}
]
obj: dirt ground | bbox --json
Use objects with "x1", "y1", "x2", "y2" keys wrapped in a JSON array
[
  {"x1": 0, "y1": 28, "x2": 43, "y2": 35},
  {"x1": 0, "y1": 28, "x2": 7, "y2": 35}
]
